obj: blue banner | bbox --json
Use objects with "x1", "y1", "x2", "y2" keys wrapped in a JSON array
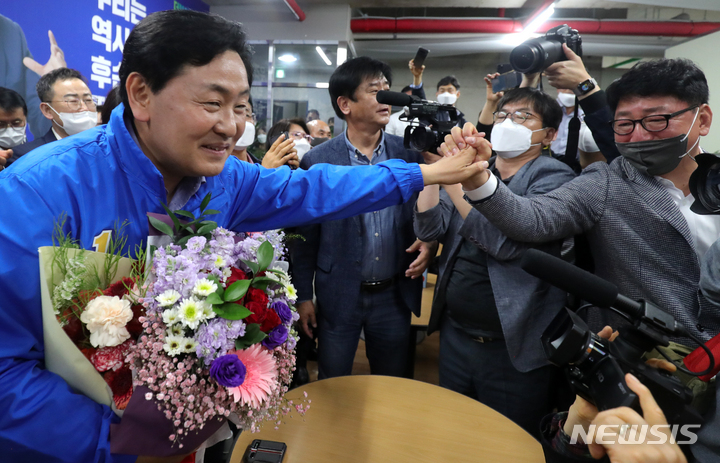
[{"x1": 0, "y1": 0, "x2": 208, "y2": 137}]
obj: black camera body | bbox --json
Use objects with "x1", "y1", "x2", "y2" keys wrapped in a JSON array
[
  {"x1": 510, "y1": 24, "x2": 583, "y2": 74},
  {"x1": 401, "y1": 101, "x2": 458, "y2": 154},
  {"x1": 375, "y1": 90, "x2": 458, "y2": 154},
  {"x1": 543, "y1": 307, "x2": 703, "y2": 427}
]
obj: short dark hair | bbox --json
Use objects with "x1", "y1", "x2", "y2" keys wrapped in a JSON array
[
  {"x1": 36, "y1": 68, "x2": 86, "y2": 102},
  {"x1": 101, "y1": 86, "x2": 122, "y2": 124},
  {"x1": 118, "y1": 10, "x2": 253, "y2": 113},
  {"x1": 265, "y1": 118, "x2": 310, "y2": 150},
  {"x1": 0, "y1": 87, "x2": 27, "y2": 116},
  {"x1": 401, "y1": 85, "x2": 412, "y2": 94},
  {"x1": 437, "y1": 75, "x2": 460, "y2": 91},
  {"x1": 329, "y1": 56, "x2": 392, "y2": 120},
  {"x1": 606, "y1": 58, "x2": 709, "y2": 113},
  {"x1": 496, "y1": 87, "x2": 563, "y2": 130}
]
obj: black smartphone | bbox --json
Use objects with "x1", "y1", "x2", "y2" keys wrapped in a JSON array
[
  {"x1": 413, "y1": 47, "x2": 429, "y2": 69},
  {"x1": 491, "y1": 66, "x2": 523, "y2": 93},
  {"x1": 245, "y1": 439, "x2": 287, "y2": 463}
]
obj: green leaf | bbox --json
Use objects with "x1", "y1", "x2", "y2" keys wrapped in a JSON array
[
  {"x1": 241, "y1": 259, "x2": 259, "y2": 276},
  {"x1": 205, "y1": 293, "x2": 223, "y2": 305},
  {"x1": 148, "y1": 216, "x2": 174, "y2": 237},
  {"x1": 203, "y1": 209, "x2": 220, "y2": 216},
  {"x1": 235, "y1": 323, "x2": 267, "y2": 349},
  {"x1": 160, "y1": 203, "x2": 182, "y2": 233},
  {"x1": 251, "y1": 276, "x2": 278, "y2": 291},
  {"x1": 199, "y1": 193, "x2": 212, "y2": 212},
  {"x1": 197, "y1": 223, "x2": 217, "y2": 236},
  {"x1": 174, "y1": 210, "x2": 196, "y2": 220},
  {"x1": 214, "y1": 303, "x2": 252, "y2": 320},
  {"x1": 256, "y1": 241, "x2": 274, "y2": 273},
  {"x1": 224, "y1": 279, "x2": 251, "y2": 302}
]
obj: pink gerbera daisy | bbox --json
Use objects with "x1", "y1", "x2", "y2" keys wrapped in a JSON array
[{"x1": 227, "y1": 344, "x2": 277, "y2": 408}]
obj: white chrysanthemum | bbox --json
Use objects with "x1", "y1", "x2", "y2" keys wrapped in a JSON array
[
  {"x1": 163, "y1": 335, "x2": 184, "y2": 356},
  {"x1": 177, "y1": 297, "x2": 207, "y2": 330},
  {"x1": 156, "y1": 289, "x2": 181, "y2": 307},
  {"x1": 192, "y1": 278, "x2": 218, "y2": 297},
  {"x1": 285, "y1": 283, "x2": 297, "y2": 300},
  {"x1": 181, "y1": 337, "x2": 198, "y2": 354},
  {"x1": 222, "y1": 267, "x2": 232, "y2": 279},
  {"x1": 202, "y1": 303, "x2": 216, "y2": 320},
  {"x1": 162, "y1": 308, "x2": 180, "y2": 326},
  {"x1": 214, "y1": 256, "x2": 226, "y2": 269},
  {"x1": 167, "y1": 324, "x2": 184, "y2": 337}
]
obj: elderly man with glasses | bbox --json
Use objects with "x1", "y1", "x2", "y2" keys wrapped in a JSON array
[{"x1": 9, "y1": 68, "x2": 97, "y2": 165}]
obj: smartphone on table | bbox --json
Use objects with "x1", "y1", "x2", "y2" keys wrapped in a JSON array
[{"x1": 245, "y1": 439, "x2": 287, "y2": 463}]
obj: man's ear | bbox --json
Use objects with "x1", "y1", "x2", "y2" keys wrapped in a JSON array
[
  {"x1": 39, "y1": 102, "x2": 56, "y2": 121},
  {"x1": 542, "y1": 127, "x2": 557, "y2": 146},
  {"x1": 698, "y1": 104, "x2": 713, "y2": 137},
  {"x1": 336, "y1": 96, "x2": 352, "y2": 118},
  {"x1": 125, "y1": 72, "x2": 152, "y2": 123},
  {"x1": 455, "y1": 90, "x2": 461, "y2": 100}
]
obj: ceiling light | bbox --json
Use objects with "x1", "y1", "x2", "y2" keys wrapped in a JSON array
[
  {"x1": 276, "y1": 69, "x2": 285, "y2": 78},
  {"x1": 316, "y1": 46, "x2": 332, "y2": 66},
  {"x1": 278, "y1": 54, "x2": 297, "y2": 63},
  {"x1": 524, "y1": 4, "x2": 555, "y2": 35}
]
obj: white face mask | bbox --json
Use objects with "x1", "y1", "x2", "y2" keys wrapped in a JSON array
[
  {"x1": 235, "y1": 121, "x2": 256, "y2": 149},
  {"x1": 437, "y1": 92, "x2": 457, "y2": 106},
  {"x1": 557, "y1": 93, "x2": 576, "y2": 108},
  {"x1": 48, "y1": 105, "x2": 98, "y2": 136},
  {"x1": 0, "y1": 125, "x2": 27, "y2": 148},
  {"x1": 294, "y1": 139, "x2": 312, "y2": 161},
  {"x1": 257, "y1": 133, "x2": 267, "y2": 145},
  {"x1": 491, "y1": 119, "x2": 547, "y2": 158}
]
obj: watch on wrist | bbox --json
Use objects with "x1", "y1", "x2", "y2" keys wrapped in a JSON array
[{"x1": 573, "y1": 77, "x2": 597, "y2": 97}]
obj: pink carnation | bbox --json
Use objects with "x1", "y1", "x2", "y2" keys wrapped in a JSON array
[{"x1": 226, "y1": 344, "x2": 277, "y2": 408}]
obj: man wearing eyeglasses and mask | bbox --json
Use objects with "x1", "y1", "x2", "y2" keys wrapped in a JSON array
[
  {"x1": 445, "y1": 57, "x2": 720, "y2": 348},
  {"x1": 0, "y1": 87, "x2": 28, "y2": 170},
  {"x1": 9, "y1": 68, "x2": 97, "y2": 165}
]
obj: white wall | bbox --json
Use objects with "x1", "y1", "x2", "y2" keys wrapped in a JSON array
[{"x1": 666, "y1": 29, "x2": 720, "y2": 153}]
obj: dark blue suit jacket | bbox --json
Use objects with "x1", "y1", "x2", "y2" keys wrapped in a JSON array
[
  {"x1": 292, "y1": 132, "x2": 424, "y2": 319},
  {"x1": 7, "y1": 128, "x2": 57, "y2": 165}
]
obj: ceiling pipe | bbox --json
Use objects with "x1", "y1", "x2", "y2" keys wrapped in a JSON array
[
  {"x1": 351, "y1": 17, "x2": 720, "y2": 37},
  {"x1": 283, "y1": 0, "x2": 306, "y2": 21}
]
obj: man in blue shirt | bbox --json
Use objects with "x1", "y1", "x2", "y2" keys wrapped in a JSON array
[
  {"x1": 293, "y1": 57, "x2": 428, "y2": 380},
  {"x1": 0, "y1": 11, "x2": 485, "y2": 463}
]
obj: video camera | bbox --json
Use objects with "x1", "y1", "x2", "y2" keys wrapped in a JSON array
[
  {"x1": 376, "y1": 90, "x2": 458, "y2": 154},
  {"x1": 690, "y1": 153, "x2": 720, "y2": 215},
  {"x1": 510, "y1": 24, "x2": 582, "y2": 74},
  {"x1": 522, "y1": 248, "x2": 712, "y2": 427}
]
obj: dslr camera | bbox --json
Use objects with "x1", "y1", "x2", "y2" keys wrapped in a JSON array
[
  {"x1": 510, "y1": 24, "x2": 582, "y2": 74},
  {"x1": 690, "y1": 152, "x2": 720, "y2": 215},
  {"x1": 376, "y1": 90, "x2": 458, "y2": 154}
]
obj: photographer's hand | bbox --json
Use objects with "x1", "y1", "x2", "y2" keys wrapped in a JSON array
[
  {"x1": 409, "y1": 59, "x2": 425, "y2": 87},
  {"x1": 545, "y1": 44, "x2": 599, "y2": 100},
  {"x1": 589, "y1": 373, "x2": 687, "y2": 463},
  {"x1": 479, "y1": 73, "x2": 503, "y2": 126},
  {"x1": 520, "y1": 72, "x2": 541, "y2": 88}
]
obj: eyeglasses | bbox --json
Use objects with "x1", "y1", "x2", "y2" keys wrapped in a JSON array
[
  {"x1": 0, "y1": 120, "x2": 26, "y2": 130},
  {"x1": 611, "y1": 105, "x2": 698, "y2": 136},
  {"x1": 289, "y1": 131, "x2": 313, "y2": 142},
  {"x1": 46, "y1": 96, "x2": 99, "y2": 112},
  {"x1": 493, "y1": 110, "x2": 539, "y2": 125}
]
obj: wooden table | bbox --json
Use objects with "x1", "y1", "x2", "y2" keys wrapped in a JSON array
[{"x1": 230, "y1": 375, "x2": 544, "y2": 463}]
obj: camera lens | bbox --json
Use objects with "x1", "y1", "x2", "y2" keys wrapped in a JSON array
[
  {"x1": 691, "y1": 155, "x2": 720, "y2": 214},
  {"x1": 409, "y1": 126, "x2": 437, "y2": 152},
  {"x1": 510, "y1": 38, "x2": 566, "y2": 74},
  {"x1": 510, "y1": 44, "x2": 543, "y2": 74}
]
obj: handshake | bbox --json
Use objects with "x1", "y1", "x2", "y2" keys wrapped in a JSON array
[{"x1": 419, "y1": 122, "x2": 493, "y2": 188}]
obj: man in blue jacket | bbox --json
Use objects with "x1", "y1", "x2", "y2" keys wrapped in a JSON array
[{"x1": 0, "y1": 10, "x2": 486, "y2": 463}]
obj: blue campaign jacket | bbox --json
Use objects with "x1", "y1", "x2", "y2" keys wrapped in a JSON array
[{"x1": 0, "y1": 104, "x2": 424, "y2": 463}]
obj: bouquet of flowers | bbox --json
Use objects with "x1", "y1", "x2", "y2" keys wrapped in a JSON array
[{"x1": 41, "y1": 197, "x2": 308, "y2": 457}]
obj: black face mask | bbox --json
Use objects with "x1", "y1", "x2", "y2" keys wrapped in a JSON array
[{"x1": 616, "y1": 109, "x2": 700, "y2": 176}]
